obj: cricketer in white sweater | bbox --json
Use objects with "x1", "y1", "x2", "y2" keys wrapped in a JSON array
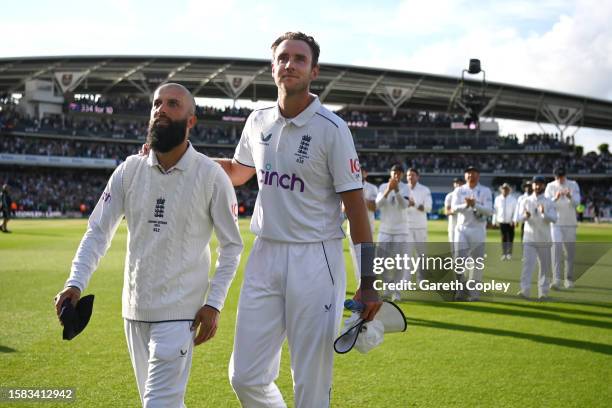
[{"x1": 65, "y1": 145, "x2": 243, "y2": 321}]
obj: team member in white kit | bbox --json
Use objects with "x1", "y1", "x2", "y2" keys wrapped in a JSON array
[
  {"x1": 545, "y1": 167, "x2": 581, "y2": 289},
  {"x1": 54, "y1": 83, "x2": 243, "y2": 407},
  {"x1": 516, "y1": 176, "x2": 558, "y2": 299},
  {"x1": 347, "y1": 167, "x2": 378, "y2": 285},
  {"x1": 451, "y1": 166, "x2": 493, "y2": 301},
  {"x1": 494, "y1": 183, "x2": 518, "y2": 260},
  {"x1": 404, "y1": 168, "x2": 432, "y2": 283},
  {"x1": 214, "y1": 32, "x2": 381, "y2": 408},
  {"x1": 444, "y1": 177, "x2": 464, "y2": 256},
  {"x1": 514, "y1": 180, "x2": 533, "y2": 242},
  {"x1": 376, "y1": 163, "x2": 410, "y2": 300}
]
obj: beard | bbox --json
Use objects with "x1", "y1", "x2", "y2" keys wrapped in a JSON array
[{"x1": 147, "y1": 117, "x2": 188, "y2": 153}]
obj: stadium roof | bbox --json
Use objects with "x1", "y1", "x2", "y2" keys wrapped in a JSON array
[{"x1": 2, "y1": 55, "x2": 612, "y2": 130}]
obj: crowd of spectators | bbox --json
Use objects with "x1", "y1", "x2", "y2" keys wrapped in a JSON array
[
  {"x1": 2, "y1": 132, "x2": 610, "y2": 175},
  {"x1": 1, "y1": 166, "x2": 608, "y2": 219},
  {"x1": 359, "y1": 152, "x2": 611, "y2": 174},
  {"x1": 1, "y1": 167, "x2": 256, "y2": 215}
]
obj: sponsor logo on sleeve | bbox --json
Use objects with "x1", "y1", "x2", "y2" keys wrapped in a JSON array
[
  {"x1": 260, "y1": 131, "x2": 273, "y2": 146},
  {"x1": 349, "y1": 158, "x2": 361, "y2": 179}
]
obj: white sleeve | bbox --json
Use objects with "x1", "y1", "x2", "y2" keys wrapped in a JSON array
[
  {"x1": 365, "y1": 185, "x2": 378, "y2": 202},
  {"x1": 65, "y1": 163, "x2": 126, "y2": 291},
  {"x1": 570, "y1": 181, "x2": 581, "y2": 207},
  {"x1": 452, "y1": 189, "x2": 468, "y2": 212},
  {"x1": 444, "y1": 193, "x2": 452, "y2": 208},
  {"x1": 233, "y1": 114, "x2": 255, "y2": 168},
  {"x1": 515, "y1": 199, "x2": 527, "y2": 223},
  {"x1": 205, "y1": 167, "x2": 244, "y2": 311},
  {"x1": 327, "y1": 122, "x2": 363, "y2": 193},
  {"x1": 375, "y1": 185, "x2": 389, "y2": 207},
  {"x1": 544, "y1": 183, "x2": 554, "y2": 200},
  {"x1": 475, "y1": 188, "x2": 493, "y2": 217},
  {"x1": 543, "y1": 199, "x2": 558, "y2": 223},
  {"x1": 423, "y1": 187, "x2": 432, "y2": 213}
]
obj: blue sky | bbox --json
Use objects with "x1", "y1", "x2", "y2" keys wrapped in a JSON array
[{"x1": 3, "y1": 0, "x2": 611, "y2": 152}]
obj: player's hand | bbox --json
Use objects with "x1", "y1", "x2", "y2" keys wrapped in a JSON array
[
  {"x1": 524, "y1": 210, "x2": 531, "y2": 219},
  {"x1": 555, "y1": 191, "x2": 562, "y2": 200},
  {"x1": 139, "y1": 143, "x2": 150, "y2": 156},
  {"x1": 417, "y1": 204, "x2": 424, "y2": 211},
  {"x1": 54, "y1": 286, "x2": 81, "y2": 322},
  {"x1": 191, "y1": 305, "x2": 219, "y2": 346},
  {"x1": 408, "y1": 197, "x2": 415, "y2": 207},
  {"x1": 465, "y1": 197, "x2": 476, "y2": 207},
  {"x1": 537, "y1": 204, "x2": 545, "y2": 214},
  {"x1": 354, "y1": 288, "x2": 382, "y2": 322}
]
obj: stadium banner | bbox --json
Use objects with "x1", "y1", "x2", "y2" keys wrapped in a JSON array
[
  {"x1": 360, "y1": 242, "x2": 611, "y2": 303},
  {"x1": 54, "y1": 71, "x2": 87, "y2": 94},
  {"x1": 225, "y1": 75, "x2": 254, "y2": 99},
  {"x1": 0, "y1": 153, "x2": 117, "y2": 169}
]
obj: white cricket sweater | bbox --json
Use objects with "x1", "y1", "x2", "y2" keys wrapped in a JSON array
[{"x1": 66, "y1": 145, "x2": 243, "y2": 321}]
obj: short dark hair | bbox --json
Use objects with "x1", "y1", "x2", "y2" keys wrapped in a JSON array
[
  {"x1": 390, "y1": 163, "x2": 404, "y2": 173},
  {"x1": 271, "y1": 32, "x2": 320, "y2": 67},
  {"x1": 407, "y1": 167, "x2": 419, "y2": 176}
]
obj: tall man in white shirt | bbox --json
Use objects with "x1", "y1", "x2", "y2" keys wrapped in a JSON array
[
  {"x1": 347, "y1": 167, "x2": 378, "y2": 284},
  {"x1": 214, "y1": 32, "x2": 381, "y2": 408},
  {"x1": 444, "y1": 177, "x2": 464, "y2": 256},
  {"x1": 405, "y1": 168, "x2": 432, "y2": 282},
  {"x1": 54, "y1": 83, "x2": 243, "y2": 407},
  {"x1": 494, "y1": 183, "x2": 518, "y2": 260},
  {"x1": 516, "y1": 176, "x2": 558, "y2": 299},
  {"x1": 451, "y1": 166, "x2": 493, "y2": 301},
  {"x1": 376, "y1": 164, "x2": 410, "y2": 299},
  {"x1": 545, "y1": 167, "x2": 581, "y2": 289}
]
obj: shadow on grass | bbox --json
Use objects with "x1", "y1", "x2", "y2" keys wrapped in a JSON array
[
  {"x1": 0, "y1": 345, "x2": 17, "y2": 353},
  {"x1": 500, "y1": 301, "x2": 612, "y2": 319},
  {"x1": 408, "y1": 301, "x2": 612, "y2": 330},
  {"x1": 407, "y1": 317, "x2": 612, "y2": 356}
]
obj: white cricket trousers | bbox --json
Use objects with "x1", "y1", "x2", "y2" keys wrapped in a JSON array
[
  {"x1": 551, "y1": 225, "x2": 576, "y2": 284},
  {"x1": 406, "y1": 228, "x2": 427, "y2": 282},
  {"x1": 520, "y1": 243, "x2": 552, "y2": 297},
  {"x1": 124, "y1": 320, "x2": 194, "y2": 408},
  {"x1": 229, "y1": 238, "x2": 346, "y2": 408},
  {"x1": 455, "y1": 225, "x2": 486, "y2": 283},
  {"x1": 378, "y1": 232, "x2": 410, "y2": 283}
]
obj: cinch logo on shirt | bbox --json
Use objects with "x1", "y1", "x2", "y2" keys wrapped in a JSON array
[{"x1": 259, "y1": 164, "x2": 305, "y2": 193}]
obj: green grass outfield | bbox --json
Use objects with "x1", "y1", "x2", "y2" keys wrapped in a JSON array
[{"x1": 1, "y1": 219, "x2": 611, "y2": 407}]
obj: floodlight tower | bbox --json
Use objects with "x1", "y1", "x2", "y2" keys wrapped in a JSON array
[{"x1": 458, "y1": 59, "x2": 487, "y2": 129}]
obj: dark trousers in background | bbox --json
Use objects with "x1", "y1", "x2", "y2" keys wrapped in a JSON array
[{"x1": 499, "y1": 223, "x2": 515, "y2": 256}]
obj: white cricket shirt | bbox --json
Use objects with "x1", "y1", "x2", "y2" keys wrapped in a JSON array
[
  {"x1": 376, "y1": 182, "x2": 410, "y2": 235},
  {"x1": 516, "y1": 193, "x2": 557, "y2": 243},
  {"x1": 234, "y1": 95, "x2": 363, "y2": 243},
  {"x1": 544, "y1": 179, "x2": 581, "y2": 226},
  {"x1": 452, "y1": 183, "x2": 493, "y2": 229},
  {"x1": 494, "y1": 194, "x2": 518, "y2": 224},
  {"x1": 405, "y1": 182, "x2": 432, "y2": 229},
  {"x1": 66, "y1": 145, "x2": 243, "y2": 321}
]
